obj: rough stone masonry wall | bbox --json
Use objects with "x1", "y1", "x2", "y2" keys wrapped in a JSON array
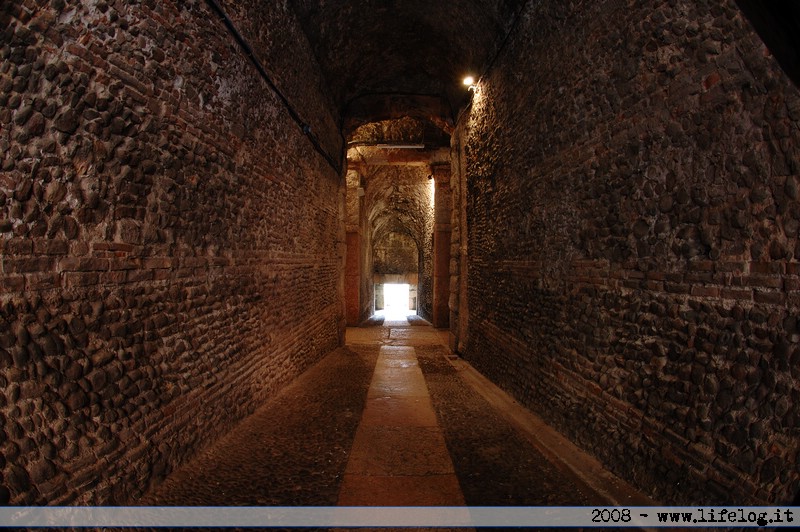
[
  {"x1": 373, "y1": 232, "x2": 418, "y2": 277},
  {"x1": 456, "y1": 0, "x2": 800, "y2": 504},
  {"x1": 0, "y1": 0, "x2": 342, "y2": 504}
]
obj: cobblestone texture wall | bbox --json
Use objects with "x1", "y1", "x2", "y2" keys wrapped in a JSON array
[
  {"x1": 0, "y1": 0, "x2": 342, "y2": 504},
  {"x1": 455, "y1": 0, "x2": 800, "y2": 504},
  {"x1": 373, "y1": 232, "x2": 418, "y2": 276}
]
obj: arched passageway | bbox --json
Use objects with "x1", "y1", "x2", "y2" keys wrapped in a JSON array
[{"x1": 344, "y1": 117, "x2": 450, "y2": 327}]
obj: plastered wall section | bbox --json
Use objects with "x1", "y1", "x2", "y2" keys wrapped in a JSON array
[
  {"x1": 0, "y1": 0, "x2": 343, "y2": 504},
  {"x1": 454, "y1": 0, "x2": 800, "y2": 505}
]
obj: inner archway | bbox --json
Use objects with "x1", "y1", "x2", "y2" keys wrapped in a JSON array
[{"x1": 343, "y1": 116, "x2": 451, "y2": 325}]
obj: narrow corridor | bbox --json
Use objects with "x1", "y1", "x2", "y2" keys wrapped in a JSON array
[
  {"x1": 140, "y1": 317, "x2": 652, "y2": 508},
  {"x1": 5, "y1": 1, "x2": 799, "y2": 507}
]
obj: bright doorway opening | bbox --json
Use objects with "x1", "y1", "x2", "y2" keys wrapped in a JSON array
[
  {"x1": 378, "y1": 283, "x2": 410, "y2": 320},
  {"x1": 384, "y1": 283, "x2": 410, "y2": 313}
]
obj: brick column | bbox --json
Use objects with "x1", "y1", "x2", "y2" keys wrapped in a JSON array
[
  {"x1": 345, "y1": 231, "x2": 362, "y2": 326},
  {"x1": 431, "y1": 164, "x2": 451, "y2": 328}
]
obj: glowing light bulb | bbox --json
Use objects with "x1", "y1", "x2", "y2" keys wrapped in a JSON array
[{"x1": 463, "y1": 76, "x2": 475, "y2": 86}]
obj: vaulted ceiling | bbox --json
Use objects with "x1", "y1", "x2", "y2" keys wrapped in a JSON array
[{"x1": 291, "y1": 0, "x2": 527, "y2": 133}]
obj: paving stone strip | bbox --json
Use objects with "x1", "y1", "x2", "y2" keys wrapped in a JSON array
[{"x1": 337, "y1": 345, "x2": 465, "y2": 506}]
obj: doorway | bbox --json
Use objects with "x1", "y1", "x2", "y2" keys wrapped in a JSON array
[
  {"x1": 384, "y1": 283, "x2": 410, "y2": 314},
  {"x1": 375, "y1": 283, "x2": 417, "y2": 319}
]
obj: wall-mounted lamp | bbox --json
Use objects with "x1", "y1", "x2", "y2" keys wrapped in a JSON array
[{"x1": 463, "y1": 75, "x2": 477, "y2": 91}]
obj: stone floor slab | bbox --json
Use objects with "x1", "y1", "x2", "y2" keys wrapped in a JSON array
[
  {"x1": 337, "y1": 474, "x2": 465, "y2": 506},
  {"x1": 346, "y1": 327, "x2": 390, "y2": 344},
  {"x1": 345, "y1": 425, "x2": 455, "y2": 476},
  {"x1": 379, "y1": 345, "x2": 416, "y2": 357},
  {"x1": 367, "y1": 374, "x2": 430, "y2": 398},
  {"x1": 361, "y1": 396, "x2": 438, "y2": 427},
  {"x1": 375, "y1": 357, "x2": 419, "y2": 369},
  {"x1": 388, "y1": 328, "x2": 444, "y2": 345}
]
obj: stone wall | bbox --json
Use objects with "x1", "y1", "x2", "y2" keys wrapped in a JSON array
[
  {"x1": 450, "y1": 132, "x2": 470, "y2": 352},
  {"x1": 432, "y1": 164, "x2": 451, "y2": 328},
  {"x1": 454, "y1": 0, "x2": 800, "y2": 504},
  {"x1": 0, "y1": 0, "x2": 342, "y2": 504},
  {"x1": 373, "y1": 231, "x2": 418, "y2": 276},
  {"x1": 344, "y1": 169, "x2": 372, "y2": 324}
]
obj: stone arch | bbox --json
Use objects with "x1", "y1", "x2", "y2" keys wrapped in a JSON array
[{"x1": 373, "y1": 229, "x2": 419, "y2": 277}]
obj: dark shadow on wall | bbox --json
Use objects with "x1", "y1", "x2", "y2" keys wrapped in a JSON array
[{"x1": 736, "y1": 0, "x2": 800, "y2": 88}]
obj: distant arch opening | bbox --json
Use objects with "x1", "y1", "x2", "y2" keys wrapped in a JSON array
[
  {"x1": 376, "y1": 283, "x2": 413, "y2": 320},
  {"x1": 373, "y1": 230, "x2": 419, "y2": 318},
  {"x1": 344, "y1": 115, "x2": 450, "y2": 325}
]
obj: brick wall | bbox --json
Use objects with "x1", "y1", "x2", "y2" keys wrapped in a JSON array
[
  {"x1": 454, "y1": 0, "x2": 800, "y2": 504},
  {"x1": 0, "y1": 0, "x2": 343, "y2": 504}
]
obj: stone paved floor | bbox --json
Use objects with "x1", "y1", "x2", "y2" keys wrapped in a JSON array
[
  {"x1": 140, "y1": 315, "x2": 652, "y2": 518},
  {"x1": 337, "y1": 344, "x2": 464, "y2": 506},
  {"x1": 138, "y1": 344, "x2": 378, "y2": 506}
]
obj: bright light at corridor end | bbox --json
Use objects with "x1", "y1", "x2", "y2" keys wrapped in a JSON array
[{"x1": 462, "y1": 75, "x2": 475, "y2": 86}]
